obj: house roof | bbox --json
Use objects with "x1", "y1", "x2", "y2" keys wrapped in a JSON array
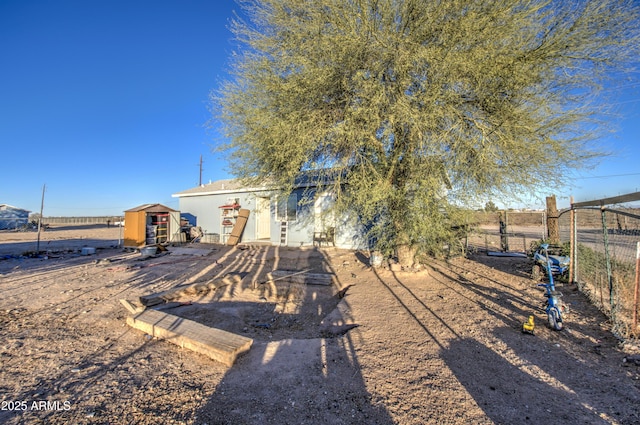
[
  {"x1": 0, "y1": 204, "x2": 31, "y2": 213},
  {"x1": 172, "y1": 172, "x2": 343, "y2": 199},
  {"x1": 172, "y1": 179, "x2": 273, "y2": 198},
  {"x1": 124, "y1": 203, "x2": 177, "y2": 213}
]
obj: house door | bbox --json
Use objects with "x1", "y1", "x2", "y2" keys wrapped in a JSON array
[
  {"x1": 256, "y1": 197, "x2": 271, "y2": 239},
  {"x1": 314, "y1": 193, "x2": 335, "y2": 232}
]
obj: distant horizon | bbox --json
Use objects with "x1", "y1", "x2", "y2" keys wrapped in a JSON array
[{"x1": 20, "y1": 195, "x2": 639, "y2": 219}]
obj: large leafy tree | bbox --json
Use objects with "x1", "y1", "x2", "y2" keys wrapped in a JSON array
[{"x1": 213, "y1": 0, "x2": 639, "y2": 264}]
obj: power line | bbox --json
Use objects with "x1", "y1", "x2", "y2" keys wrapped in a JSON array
[
  {"x1": 575, "y1": 172, "x2": 640, "y2": 179},
  {"x1": 610, "y1": 98, "x2": 640, "y2": 106},
  {"x1": 602, "y1": 82, "x2": 640, "y2": 92}
]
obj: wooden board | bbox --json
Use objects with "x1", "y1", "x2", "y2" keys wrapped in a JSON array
[
  {"x1": 119, "y1": 299, "x2": 144, "y2": 314},
  {"x1": 268, "y1": 269, "x2": 335, "y2": 286},
  {"x1": 139, "y1": 274, "x2": 242, "y2": 307},
  {"x1": 168, "y1": 247, "x2": 213, "y2": 256},
  {"x1": 126, "y1": 309, "x2": 252, "y2": 366},
  {"x1": 227, "y1": 209, "x2": 250, "y2": 246}
]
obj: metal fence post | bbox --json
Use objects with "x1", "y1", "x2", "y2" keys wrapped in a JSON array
[
  {"x1": 569, "y1": 197, "x2": 575, "y2": 284},
  {"x1": 634, "y1": 242, "x2": 639, "y2": 335},
  {"x1": 573, "y1": 207, "x2": 578, "y2": 284},
  {"x1": 499, "y1": 211, "x2": 508, "y2": 252},
  {"x1": 600, "y1": 207, "x2": 615, "y2": 317}
]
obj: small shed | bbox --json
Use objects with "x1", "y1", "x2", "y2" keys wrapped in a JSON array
[
  {"x1": 0, "y1": 204, "x2": 31, "y2": 230},
  {"x1": 123, "y1": 204, "x2": 180, "y2": 248}
]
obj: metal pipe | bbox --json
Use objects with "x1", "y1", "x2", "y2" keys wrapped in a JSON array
[
  {"x1": 569, "y1": 197, "x2": 575, "y2": 284},
  {"x1": 600, "y1": 207, "x2": 614, "y2": 317},
  {"x1": 634, "y1": 242, "x2": 639, "y2": 335}
]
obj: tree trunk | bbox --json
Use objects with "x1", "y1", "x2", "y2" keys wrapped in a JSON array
[{"x1": 396, "y1": 244, "x2": 416, "y2": 268}]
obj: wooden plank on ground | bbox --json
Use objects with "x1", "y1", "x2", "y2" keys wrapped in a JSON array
[
  {"x1": 139, "y1": 274, "x2": 242, "y2": 307},
  {"x1": 268, "y1": 269, "x2": 335, "y2": 286},
  {"x1": 227, "y1": 209, "x2": 250, "y2": 246},
  {"x1": 120, "y1": 299, "x2": 145, "y2": 314},
  {"x1": 126, "y1": 309, "x2": 252, "y2": 366}
]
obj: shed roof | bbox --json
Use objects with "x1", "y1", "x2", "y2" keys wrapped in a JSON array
[{"x1": 124, "y1": 203, "x2": 177, "y2": 213}]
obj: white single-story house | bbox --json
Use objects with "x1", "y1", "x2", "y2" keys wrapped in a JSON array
[
  {"x1": 0, "y1": 204, "x2": 31, "y2": 230},
  {"x1": 171, "y1": 178, "x2": 368, "y2": 249}
]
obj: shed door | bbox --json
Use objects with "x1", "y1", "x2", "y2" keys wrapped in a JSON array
[{"x1": 169, "y1": 211, "x2": 181, "y2": 242}]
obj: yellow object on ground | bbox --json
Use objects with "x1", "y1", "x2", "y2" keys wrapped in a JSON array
[{"x1": 522, "y1": 315, "x2": 535, "y2": 334}]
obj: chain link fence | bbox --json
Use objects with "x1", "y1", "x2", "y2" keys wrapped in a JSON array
[
  {"x1": 467, "y1": 200, "x2": 640, "y2": 339},
  {"x1": 559, "y1": 196, "x2": 640, "y2": 339}
]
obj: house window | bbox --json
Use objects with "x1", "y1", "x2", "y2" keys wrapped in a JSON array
[{"x1": 277, "y1": 193, "x2": 298, "y2": 221}]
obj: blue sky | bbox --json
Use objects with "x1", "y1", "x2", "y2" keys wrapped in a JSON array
[
  {"x1": 1, "y1": 1, "x2": 638, "y2": 216},
  {"x1": 1, "y1": 0, "x2": 237, "y2": 216}
]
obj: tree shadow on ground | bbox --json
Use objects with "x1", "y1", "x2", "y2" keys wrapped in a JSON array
[
  {"x1": 0, "y1": 245, "x2": 392, "y2": 424},
  {"x1": 442, "y1": 336, "x2": 611, "y2": 424},
  {"x1": 463, "y1": 252, "x2": 535, "y2": 281},
  {"x1": 195, "y1": 334, "x2": 393, "y2": 425},
  {"x1": 368, "y1": 256, "x2": 640, "y2": 424},
  {"x1": 162, "y1": 246, "x2": 395, "y2": 424}
]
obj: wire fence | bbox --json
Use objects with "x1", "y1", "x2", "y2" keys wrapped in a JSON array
[
  {"x1": 559, "y1": 194, "x2": 640, "y2": 339},
  {"x1": 38, "y1": 216, "x2": 124, "y2": 225},
  {"x1": 466, "y1": 200, "x2": 640, "y2": 340},
  {"x1": 466, "y1": 211, "x2": 546, "y2": 254}
]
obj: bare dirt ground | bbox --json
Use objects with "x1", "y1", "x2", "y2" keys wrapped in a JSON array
[{"x1": 1, "y1": 225, "x2": 640, "y2": 424}]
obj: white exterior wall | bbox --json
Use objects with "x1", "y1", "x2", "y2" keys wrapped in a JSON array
[{"x1": 174, "y1": 187, "x2": 369, "y2": 250}]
